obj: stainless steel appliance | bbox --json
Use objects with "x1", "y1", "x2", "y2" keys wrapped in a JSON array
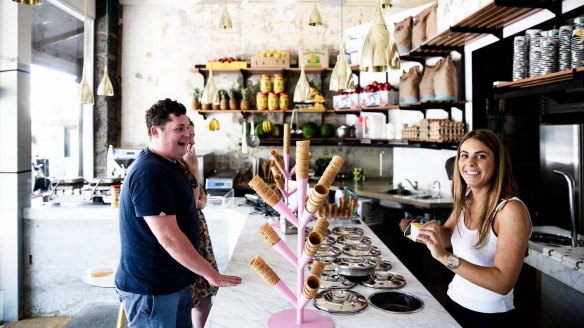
[
  {"x1": 205, "y1": 170, "x2": 237, "y2": 206},
  {"x1": 539, "y1": 124, "x2": 583, "y2": 235}
]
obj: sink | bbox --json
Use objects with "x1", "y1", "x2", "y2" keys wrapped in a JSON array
[
  {"x1": 529, "y1": 232, "x2": 582, "y2": 247},
  {"x1": 381, "y1": 189, "x2": 413, "y2": 196},
  {"x1": 412, "y1": 194, "x2": 443, "y2": 200},
  {"x1": 368, "y1": 291, "x2": 424, "y2": 313}
]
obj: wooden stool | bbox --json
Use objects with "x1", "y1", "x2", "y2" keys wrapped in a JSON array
[{"x1": 116, "y1": 303, "x2": 126, "y2": 328}]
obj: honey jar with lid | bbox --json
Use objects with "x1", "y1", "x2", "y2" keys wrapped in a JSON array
[
  {"x1": 273, "y1": 74, "x2": 284, "y2": 94},
  {"x1": 268, "y1": 92, "x2": 279, "y2": 110},
  {"x1": 260, "y1": 75, "x2": 272, "y2": 94},
  {"x1": 256, "y1": 92, "x2": 268, "y2": 110},
  {"x1": 279, "y1": 92, "x2": 289, "y2": 110}
]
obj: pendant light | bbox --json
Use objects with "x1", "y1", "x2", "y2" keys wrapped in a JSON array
[
  {"x1": 329, "y1": 0, "x2": 354, "y2": 92},
  {"x1": 219, "y1": 0, "x2": 232, "y2": 29},
  {"x1": 97, "y1": 0, "x2": 114, "y2": 96},
  {"x1": 12, "y1": 0, "x2": 42, "y2": 5},
  {"x1": 79, "y1": 0, "x2": 94, "y2": 105},
  {"x1": 294, "y1": 13, "x2": 311, "y2": 103},
  {"x1": 381, "y1": 0, "x2": 393, "y2": 9},
  {"x1": 201, "y1": 70, "x2": 219, "y2": 106},
  {"x1": 360, "y1": 0, "x2": 400, "y2": 72},
  {"x1": 308, "y1": 1, "x2": 322, "y2": 27}
]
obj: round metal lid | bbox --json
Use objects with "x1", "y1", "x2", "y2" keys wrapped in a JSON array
[
  {"x1": 319, "y1": 272, "x2": 357, "y2": 289},
  {"x1": 362, "y1": 271, "x2": 406, "y2": 289},
  {"x1": 342, "y1": 244, "x2": 381, "y2": 257},
  {"x1": 316, "y1": 245, "x2": 342, "y2": 257},
  {"x1": 320, "y1": 235, "x2": 337, "y2": 246},
  {"x1": 305, "y1": 226, "x2": 331, "y2": 236},
  {"x1": 333, "y1": 257, "x2": 377, "y2": 277},
  {"x1": 336, "y1": 234, "x2": 372, "y2": 245},
  {"x1": 309, "y1": 256, "x2": 337, "y2": 272},
  {"x1": 375, "y1": 258, "x2": 392, "y2": 271},
  {"x1": 332, "y1": 226, "x2": 364, "y2": 236},
  {"x1": 313, "y1": 289, "x2": 368, "y2": 315}
]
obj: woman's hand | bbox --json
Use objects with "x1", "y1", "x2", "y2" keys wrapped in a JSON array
[
  {"x1": 183, "y1": 144, "x2": 199, "y2": 174},
  {"x1": 416, "y1": 220, "x2": 448, "y2": 260},
  {"x1": 207, "y1": 272, "x2": 242, "y2": 287},
  {"x1": 399, "y1": 218, "x2": 413, "y2": 233}
]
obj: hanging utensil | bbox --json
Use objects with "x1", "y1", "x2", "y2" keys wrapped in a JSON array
[
  {"x1": 247, "y1": 117, "x2": 260, "y2": 148},
  {"x1": 242, "y1": 118, "x2": 248, "y2": 154},
  {"x1": 290, "y1": 108, "x2": 302, "y2": 135}
]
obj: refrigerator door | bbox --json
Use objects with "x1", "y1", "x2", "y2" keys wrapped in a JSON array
[{"x1": 539, "y1": 124, "x2": 583, "y2": 233}]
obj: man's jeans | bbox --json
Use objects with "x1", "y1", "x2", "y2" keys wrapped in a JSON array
[{"x1": 116, "y1": 286, "x2": 191, "y2": 328}]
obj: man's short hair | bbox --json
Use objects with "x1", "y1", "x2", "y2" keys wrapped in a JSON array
[{"x1": 145, "y1": 98, "x2": 187, "y2": 136}]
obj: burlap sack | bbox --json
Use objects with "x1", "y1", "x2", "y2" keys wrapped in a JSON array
[
  {"x1": 433, "y1": 55, "x2": 458, "y2": 102},
  {"x1": 399, "y1": 66, "x2": 422, "y2": 105},
  {"x1": 426, "y1": 2, "x2": 438, "y2": 39},
  {"x1": 394, "y1": 16, "x2": 413, "y2": 54},
  {"x1": 419, "y1": 60, "x2": 441, "y2": 102},
  {"x1": 412, "y1": 6, "x2": 432, "y2": 49}
]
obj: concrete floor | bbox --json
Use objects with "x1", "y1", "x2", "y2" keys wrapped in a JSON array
[{"x1": 4, "y1": 317, "x2": 70, "y2": 328}]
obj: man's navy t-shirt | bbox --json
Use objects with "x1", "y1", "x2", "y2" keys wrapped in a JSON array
[{"x1": 115, "y1": 148, "x2": 200, "y2": 295}]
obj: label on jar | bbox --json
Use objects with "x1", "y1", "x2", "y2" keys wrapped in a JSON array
[
  {"x1": 268, "y1": 93, "x2": 279, "y2": 110},
  {"x1": 256, "y1": 92, "x2": 268, "y2": 110},
  {"x1": 279, "y1": 92, "x2": 289, "y2": 110},
  {"x1": 111, "y1": 185, "x2": 121, "y2": 208}
]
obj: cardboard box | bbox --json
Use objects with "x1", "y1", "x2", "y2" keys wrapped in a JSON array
[
  {"x1": 358, "y1": 91, "x2": 399, "y2": 107},
  {"x1": 251, "y1": 57, "x2": 290, "y2": 68},
  {"x1": 299, "y1": 49, "x2": 329, "y2": 68},
  {"x1": 205, "y1": 61, "x2": 247, "y2": 69},
  {"x1": 333, "y1": 93, "x2": 359, "y2": 110}
]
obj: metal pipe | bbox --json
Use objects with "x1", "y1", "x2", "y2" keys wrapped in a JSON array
[{"x1": 553, "y1": 170, "x2": 579, "y2": 247}]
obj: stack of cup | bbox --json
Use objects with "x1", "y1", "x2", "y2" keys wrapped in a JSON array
[
  {"x1": 559, "y1": 25, "x2": 573, "y2": 70},
  {"x1": 310, "y1": 261, "x2": 325, "y2": 277},
  {"x1": 312, "y1": 217, "x2": 330, "y2": 236},
  {"x1": 295, "y1": 140, "x2": 311, "y2": 179},
  {"x1": 527, "y1": 29, "x2": 543, "y2": 77},
  {"x1": 512, "y1": 35, "x2": 528, "y2": 80},
  {"x1": 317, "y1": 155, "x2": 345, "y2": 189},
  {"x1": 303, "y1": 275, "x2": 320, "y2": 299},
  {"x1": 572, "y1": 17, "x2": 584, "y2": 69}
]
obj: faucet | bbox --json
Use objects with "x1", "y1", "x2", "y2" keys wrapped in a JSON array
[
  {"x1": 553, "y1": 170, "x2": 579, "y2": 248},
  {"x1": 404, "y1": 179, "x2": 418, "y2": 191},
  {"x1": 432, "y1": 180, "x2": 441, "y2": 196}
]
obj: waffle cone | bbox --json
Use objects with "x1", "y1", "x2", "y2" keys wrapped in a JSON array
[
  {"x1": 259, "y1": 222, "x2": 280, "y2": 246},
  {"x1": 283, "y1": 124, "x2": 291, "y2": 154},
  {"x1": 312, "y1": 217, "x2": 329, "y2": 236},
  {"x1": 296, "y1": 140, "x2": 310, "y2": 150},
  {"x1": 271, "y1": 149, "x2": 285, "y2": 171},
  {"x1": 250, "y1": 256, "x2": 280, "y2": 287},
  {"x1": 306, "y1": 201, "x2": 319, "y2": 214},
  {"x1": 311, "y1": 184, "x2": 329, "y2": 200},
  {"x1": 304, "y1": 231, "x2": 323, "y2": 256},
  {"x1": 310, "y1": 260, "x2": 325, "y2": 277},
  {"x1": 265, "y1": 191, "x2": 281, "y2": 207},
  {"x1": 303, "y1": 275, "x2": 320, "y2": 299},
  {"x1": 274, "y1": 174, "x2": 285, "y2": 191}
]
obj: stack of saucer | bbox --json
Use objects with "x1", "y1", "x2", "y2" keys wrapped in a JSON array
[
  {"x1": 541, "y1": 30, "x2": 558, "y2": 75},
  {"x1": 513, "y1": 35, "x2": 528, "y2": 80},
  {"x1": 572, "y1": 17, "x2": 584, "y2": 69},
  {"x1": 559, "y1": 25, "x2": 573, "y2": 71}
]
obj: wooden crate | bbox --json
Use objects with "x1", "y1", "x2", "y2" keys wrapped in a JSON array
[{"x1": 251, "y1": 57, "x2": 290, "y2": 68}]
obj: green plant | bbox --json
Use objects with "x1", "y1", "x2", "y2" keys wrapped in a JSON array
[
  {"x1": 218, "y1": 89, "x2": 227, "y2": 100},
  {"x1": 192, "y1": 87, "x2": 202, "y2": 99},
  {"x1": 396, "y1": 182, "x2": 405, "y2": 194},
  {"x1": 240, "y1": 87, "x2": 250, "y2": 100},
  {"x1": 227, "y1": 88, "x2": 237, "y2": 100}
]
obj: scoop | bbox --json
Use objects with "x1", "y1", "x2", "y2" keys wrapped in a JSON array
[{"x1": 247, "y1": 118, "x2": 260, "y2": 148}]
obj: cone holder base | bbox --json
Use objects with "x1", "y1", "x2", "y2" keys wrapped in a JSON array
[{"x1": 268, "y1": 309, "x2": 333, "y2": 328}]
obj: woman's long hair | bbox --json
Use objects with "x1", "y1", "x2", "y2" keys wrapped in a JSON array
[{"x1": 451, "y1": 129, "x2": 518, "y2": 248}]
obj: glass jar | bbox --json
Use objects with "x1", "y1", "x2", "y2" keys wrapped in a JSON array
[
  {"x1": 260, "y1": 75, "x2": 272, "y2": 93},
  {"x1": 279, "y1": 92, "x2": 289, "y2": 110},
  {"x1": 273, "y1": 74, "x2": 284, "y2": 94},
  {"x1": 256, "y1": 92, "x2": 268, "y2": 110},
  {"x1": 268, "y1": 92, "x2": 279, "y2": 110}
]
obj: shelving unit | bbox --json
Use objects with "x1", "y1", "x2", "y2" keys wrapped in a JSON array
[
  {"x1": 493, "y1": 67, "x2": 584, "y2": 99},
  {"x1": 241, "y1": 136, "x2": 458, "y2": 150}
]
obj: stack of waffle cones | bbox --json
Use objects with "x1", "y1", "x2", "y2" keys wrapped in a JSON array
[
  {"x1": 250, "y1": 255, "x2": 280, "y2": 287},
  {"x1": 259, "y1": 222, "x2": 280, "y2": 246},
  {"x1": 270, "y1": 166, "x2": 285, "y2": 191},
  {"x1": 306, "y1": 184, "x2": 329, "y2": 214},
  {"x1": 316, "y1": 199, "x2": 358, "y2": 220},
  {"x1": 303, "y1": 275, "x2": 320, "y2": 299},
  {"x1": 271, "y1": 149, "x2": 285, "y2": 171},
  {"x1": 248, "y1": 175, "x2": 281, "y2": 207},
  {"x1": 310, "y1": 260, "x2": 325, "y2": 277},
  {"x1": 317, "y1": 155, "x2": 345, "y2": 189},
  {"x1": 295, "y1": 140, "x2": 311, "y2": 179},
  {"x1": 283, "y1": 124, "x2": 290, "y2": 154},
  {"x1": 312, "y1": 217, "x2": 329, "y2": 236},
  {"x1": 304, "y1": 231, "x2": 323, "y2": 256}
]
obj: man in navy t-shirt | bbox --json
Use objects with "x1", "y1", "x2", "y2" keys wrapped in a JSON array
[{"x1": 115, "y1": 99, "x2": 241, "y2": 327}]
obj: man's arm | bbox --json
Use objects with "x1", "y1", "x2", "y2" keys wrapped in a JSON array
[{"x1": 144, "y1": 214, "x2": 241, "y2": 287}]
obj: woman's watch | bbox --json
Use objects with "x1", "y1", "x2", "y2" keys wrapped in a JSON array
[{"x1": 447, "y1": 254, "x2": 460, "y2": 270}]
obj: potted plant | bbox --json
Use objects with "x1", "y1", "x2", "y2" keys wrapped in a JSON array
[
  {"x1": 191, "y1": 87, "x2": 202, "y2": 111},
  {"x1": 228, "y1": 89, "x2": 239, "y2": 110},
  {"x1": 240, "y1": 87, "x2": 251, "y2": 110},
  {"x1": 219, "y1": 89, "x2": 228, "y2": 110}
]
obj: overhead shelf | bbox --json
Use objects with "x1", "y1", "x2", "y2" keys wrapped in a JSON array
[
  {"x1": 254, "y1": 137, "x2": 458, "y2": 149},
  {"x1": 493, "y1": 67, "x2": 584, "y2": 99},
  {"x1": 408, "y1": 0, "x2": 559, "y2": 57},
  {"x1": 192, "y1": 66, "x2": 360, "y2": 75}
]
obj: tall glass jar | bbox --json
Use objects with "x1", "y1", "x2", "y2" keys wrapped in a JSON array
[
  {"x1": 260, "y1": 75, "x2": 272, "y2": 93},
  {"x1": 273, "y1": 74, "x2": 284, "y2": 94},
  {"x1": 268, "y1": 92, "x2": 279, "y2": 110},
  {"x1": 256, "y1": 92, "x2": 268, "y2": 110},
  {"x1": 279, "y1": 92, "x2": 289, "y2": 110}
]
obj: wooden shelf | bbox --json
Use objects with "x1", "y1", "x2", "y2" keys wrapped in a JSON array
[
  {"x1": 407, "y1": 0, "x2": 557, "y2": 57},
  {"x1": 494, "y1": 67, "x2": 584, "y2": 99},
  {"x1": 255, "y1": 137, "x2": 457, "y2": 149},
  {"x1": 192, "y1": 66, "x2": 360, "y2": 75}
]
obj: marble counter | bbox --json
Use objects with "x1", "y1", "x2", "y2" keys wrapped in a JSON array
[
  {"x1": 525, "y1": 226, "x2": 584, "y2": 294},
  {"x1": 205, "y1": 202, "x2": 460, "y2": 328}
]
